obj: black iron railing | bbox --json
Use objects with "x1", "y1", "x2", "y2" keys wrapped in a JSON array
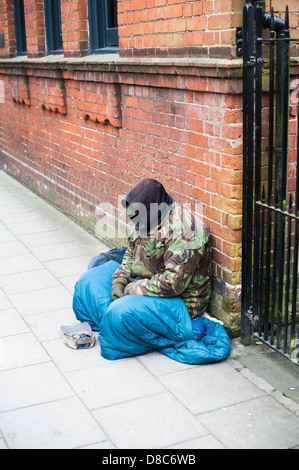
[{"x1": 241, "y1": 1, "x2": 299, "y2": 363}]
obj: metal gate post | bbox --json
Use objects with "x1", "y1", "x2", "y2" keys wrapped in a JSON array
[
  {"x1": 240, "y1": 1, "x2": 299, "y2": 357},
  {"x1": 241, "y1": 1, "x2": 255, "y2": 345}
]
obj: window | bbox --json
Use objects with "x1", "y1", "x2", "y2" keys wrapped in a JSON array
[
  {"x1": 44, "y1": 0, "x2": 63, "y2": 54},
  {"x1": 88, "y1": 0, "x2": 119, "y2": 54},
  {"x1": 14, "y1": 0, "x2": 27, "y2": 56}
]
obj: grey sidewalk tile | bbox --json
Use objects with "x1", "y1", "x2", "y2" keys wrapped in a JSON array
[
  {"x1": 167, "y1": 435, "x2": 225, "y2": 449},
  {"x1": 0, "y1": 253, "x2": 44, "y2": 275},
  {"x1": 0, "y1": 362, "x2": 74, "y2": 412},
  {"x1": 44, "y1": 255, "x2": 91, "y2": 278},
  {"x1": 0, "y1": 289, "x2": 13, "y2": 310},
  {"x1": 0, "y1": 240, "x2": 29, "y2": 258},
  {"x1": 79, "y1": 440, "x2": 115, "y2": 449},
  {"x1": 1, "y1": 210, "x2": 44, "y2": 225},
  {"x1": 0, "y1": 196, "x2": 25, "y2": 207},
  {"x1": 93, "y1": 392, "x2": 208, "y2": 449},
  {"x1": 7, "y1": 219, "x2": 57, "y2": 235},
  {"x1": 0, "y1": 439, "x2": 8, "y2": 449},
  {"x1": 271, "y1": 390, "x2": 299, "y2": 415},
  {"x1": 43, "y1": 337, "x2": 104, "y2": 373},
  {"x1": 238, "y1": 349, "x2": 299, "y2": 401},
  {"x1": 0, "y1": 332, "x2": 50, "y2": 371},
  {"x1": 0, "y1": 269, "x2": 60, "y2": 295},
  {"x1": 0, "y1": 309, "x2": 29, "y2": 337},
  {"x1": 5, "y1": 183, "x2": 38, "y2": 201},
  {"x1": 18, "y1": 230, "x2": 74, "y2": 248},
  {"x1": 137, "y1": 351, "x2": 197, "y2": 376},
  {"x1": 159, "y1": 362, "x2": 265, "y2": 415},
  {"x1": 0, "y1": 173, "x2": 14, "y2": 187},
  {"x1": 198, "y1": 395, "x2": 299, "y2": 449},
  {"x1": 9, "y1": 285, "x2": 73, "y2": 316},
  {"x1": 0, "y1": 194, "x2": 21, "y2": 205},
  {"x1": 0, "y1": 202, "x2": 32, "y2": 215},
  {"x1": 0, "y1": 397, "x2": 107, "y2": 449},
  {"x1": 30, "y1": 242, "x2": 87, "y2": 261},
  {"x1": 240, "y1": 367, "x2": 275, "y2": 394},
  {"x1": 59, "y1": 275, "x2": 79, "y2": 293},
  {"x1": 66, "y1": 358, "x2": 166, "y2": 410},
  {"x1": 25, "y1": 308, "x2": 75, "y2": 341},
  {"x1": 0, "y1": 229, "x2": 17, "y2": 243}
]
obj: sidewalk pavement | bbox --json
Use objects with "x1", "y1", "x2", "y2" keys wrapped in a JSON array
[{"x1": 0, "y1": 169, "x2": 298, "y2": 450}]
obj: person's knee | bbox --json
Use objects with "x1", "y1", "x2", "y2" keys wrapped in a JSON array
[{"x1": 103, "y1": 296, "x2": 132, "y2": 329}]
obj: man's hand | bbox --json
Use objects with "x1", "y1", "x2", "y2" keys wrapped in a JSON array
[
  {"x1": 124, "y1": 282, "x2": 136, "y2": 296},
  {"x1": 111, "y1": 283, "x2": 125, "y2": 301}
]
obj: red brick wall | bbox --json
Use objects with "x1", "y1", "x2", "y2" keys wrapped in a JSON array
[
  {"x1": 1, "y1": 0, "x2": 298, "y2": 60},
  {"x1": 60, "y1": 0, "x2": 89, "y2": 57},
  {"x1": 118, "y1": 0, "x2": 242, "y2": 58},
  {"x1": 0, "y1": 59, "x2": 244, "y2": 330},
  {"x1": 0, "y1": 0, "x2": 16, "y2": 57},
  {"x1": 24, "y1": 0, "x2": 46, "y2": 58}
]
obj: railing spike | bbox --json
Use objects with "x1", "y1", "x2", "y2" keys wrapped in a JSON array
[
  {"x1": 285, "y1": 5, "x2": 289, "y2": 31},
  {"x1": 270, "y1": 7, "x2": 274, "y2": 31}
]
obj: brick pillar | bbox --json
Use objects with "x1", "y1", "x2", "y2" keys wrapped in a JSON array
[
  {"x1": 0, "y1": 0, "x2": 16, "y2": 58},
  {"x1": 60, "y1": 0, "x2": 89, "y2": 57},
  {"x1": 24, "y1": 0, "x2": 46, "y2": 57}
]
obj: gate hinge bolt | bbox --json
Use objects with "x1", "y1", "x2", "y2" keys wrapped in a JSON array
[
  {"x1": 246, "y1": 307, "x2": 254, "y2": 320},
  {"x1": 246, "y1": 56, "x2": 256, "y2": 66},
  {"x1": 236, "y1": 27, "x2": 243, "y2": 57}
]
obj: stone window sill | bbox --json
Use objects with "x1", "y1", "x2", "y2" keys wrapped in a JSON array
[{"x1": 0, "y1": 53, "x2": 244, "y2": 78}]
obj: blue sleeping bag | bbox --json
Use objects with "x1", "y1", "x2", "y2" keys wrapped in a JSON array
[{"x1": 73, "y1": 260, "x2": 231, "y2": 364}]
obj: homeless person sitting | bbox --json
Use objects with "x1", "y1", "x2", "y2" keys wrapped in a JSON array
[
  {"x1": 111, "y1": 178, "x2": 212, "y2": 320},
  {"x1": 72, "y1": 178, "x2": 231, "y2": 364}
]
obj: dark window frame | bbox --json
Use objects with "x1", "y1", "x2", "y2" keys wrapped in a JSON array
[
  {"x1": 88, "y1": 0, "x2": 119, "y2": 54},
  {"x1": 13, "y1": 0, "x2": 27, "y2": 56},
  {"x1": 44, "y1": 0, "x2": 63, "y2": 55}
]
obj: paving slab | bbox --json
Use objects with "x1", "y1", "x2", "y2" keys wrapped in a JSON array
[
  {"x1": 236, "y1": 346, "x2": 299, "y2": 405},
  {"x1": 0, "y1": 362, "x2": 74, "y2": 412},
  {"x1": 65, "y1": 358, "x2": 166, "y2": 410},
  {"x1": 0, "y1": 309, "x2": 29, "y2": 337},
  {"x1": 199, "y1": 395, "x2": 299, "y2": 449},
  {"x1": 43, "y1": 337, "x2": 104, "y2": 373},
  {"x1": 17, "y1": 230, "x2": 73, "y2": 247},
  {"x1": 44, "y1": 255, "x2": 92, "y2": 278},
  {"x1": 92, "y1": 393, "x2": 208, "y2": 449},
  {"x1": 0, "y1": 253, "x2": 44, "y2": 275},
  {"x1": 0, "y1": 397, "x2": 107, "y2": 449},
  {"x1": 25, "y1": 307, "x2": 75, "y2": 341},
  {"x1": 0, "y1": 210, "x2": 44, "y2": 225},
  {"x1": 6, "y1": 219, "x2": 57, "y2": 235},
  {"x1": 168, "y1": 435, "x2": 225, "y2": 449},
  {"x1": 137, "y1": 351, "x2": 197, "y2": 376},
  {"x1": 8, "y1": 285, "x2": 73, "y2": 316},
  {"x1": 0, "y1": 269, "x2": 60, "y2": 294},
  {"x1": 0, "y1": 240, "x2": 29, "y2": 257},
  {"x1": 0, "y1": 229, "x2": 17, "y2": 243},
  {"x1": 30, "y1": 242, "x2": 87, "y2": 261},
  {"x1": 0, "y1": 289, "x2": 13, "y2": 310},
  {"x1": 159, "y1": 362, "x2": 265, "y2": 415},
  {"x1": 0, "y1": 202, "x2": 33, "y2": 215},
  {"x1": 0, "y1": 332, "x2": 50, "y2": 370},
  {"x1": 58, "y1": 275, "x2": 79, "y2": 293}
]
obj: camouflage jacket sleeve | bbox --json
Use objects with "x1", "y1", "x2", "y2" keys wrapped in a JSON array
[
  {"x1": 124, "y1": 239, "x2": 203, "y2": 298},
  {"x1": 111, "y1": 236, "x2": 136, "y2": 287}
]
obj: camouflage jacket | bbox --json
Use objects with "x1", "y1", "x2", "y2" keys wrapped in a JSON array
[{"x1": 111, "y1": 201, "x2": 212, "y2": 319}]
